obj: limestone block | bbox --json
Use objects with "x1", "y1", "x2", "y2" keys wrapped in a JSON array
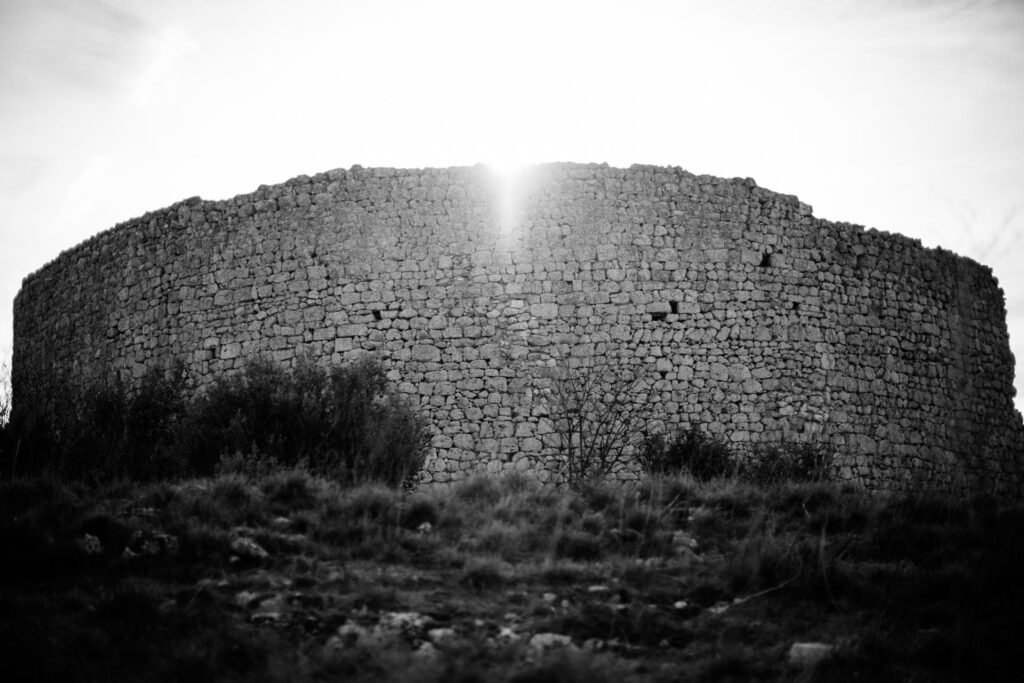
[
  {"x1": 411, "y1": 345, "x2": 441, "y2": 362},
  {"x1": 530, "y1": 303, "x2": 558, "y2": 319}
]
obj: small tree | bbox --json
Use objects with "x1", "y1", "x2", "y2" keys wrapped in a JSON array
[
  {"x1": 0, "y1": 355, "x2": 10, "y2": 433},
  {"x1": 185, "y1": 356, "x2": 430, "y2": 487},
  {"x1": 542, "y1": 356, "x2": 651, "y2": 488}
]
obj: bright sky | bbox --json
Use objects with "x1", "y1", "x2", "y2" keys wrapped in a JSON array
[{"x1": 1, "y1": 0, "x2": 1022, "y2": 413}]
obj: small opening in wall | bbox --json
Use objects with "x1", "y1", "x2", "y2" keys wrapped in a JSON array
[
  {"x1": 651, "y1": 311, "x2": 668, "y2": 322},
  {"x1": 792, "y1": 302, "x2": 799, "y2": 311},
  {"x1": 372, "y1": 309, "x2": 382, "y2": 321},
  {"x1": 759, "y1": 251, "x2": 772, "y2": 267},
  {"x1": 856, "y1": 254, "x2": 866, "y2": 269},
  {"x1": 669, "y1": 300, "x2": 679, "y2": 314}
]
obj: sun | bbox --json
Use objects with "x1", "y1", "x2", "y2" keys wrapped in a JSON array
[{"x1": 486, "y1": 159, "x2": 529, "y2": 242}]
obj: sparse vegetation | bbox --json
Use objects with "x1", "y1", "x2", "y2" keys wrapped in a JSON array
[
  {"x1": 1, "y1": 470, "x2": 1019, "y2": 681},
  {"x1": 639, "y1": 426, "x2": 833, "y2": 485}
]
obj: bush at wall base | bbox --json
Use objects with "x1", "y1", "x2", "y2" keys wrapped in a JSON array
[
  {"x1": 738, "y1": 441, "x2": 834, "y2": 485},
  {"x1": 637, "y1": 427, "x2": 736, "y2": 481},
  {"x1": 2, "y1": 357, "x2": 430, "y2": 488},
  {"x1": 638, "y1": 427, "x2": 833, "y2": 485},
  {"x1": 181, "y1": 357, "x2": 430, "y2": 487}
]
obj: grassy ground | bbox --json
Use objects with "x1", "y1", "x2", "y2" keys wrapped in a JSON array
[{"x1": 0, "y1": 470, "x2": 1020, "y2": 682}]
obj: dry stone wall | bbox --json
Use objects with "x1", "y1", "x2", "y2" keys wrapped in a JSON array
[{"x1": 13, "y1": 163, "x2": 1024, "y2": 494}]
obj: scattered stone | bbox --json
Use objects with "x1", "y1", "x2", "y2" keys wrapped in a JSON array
[
  {"x1": 426, "y1": 627, "x2": 457, "y2": 646},
  {"x1": 496, "y1": 626, "x2": 521, "y2": 644},
  {"x1": 250, "y1": 593, "x2": 288, "y2": 623},
  {"x1": 76, "y1": 534, "x2": 103, "y2": 555},
  {"x1": 416, "y1": 521, "x2": 433, "y2": 534},
  {"x1": 121, "y1": 506, "x2": 158, "y2": 519},
  {"x1": 529, "y1": 632, "x2": 574, "y2": 653},
  {"x1": 324, "y1": 621, "x2": 372, "y2": 653},
  {"x1": 707, "y1": 602, "x2": 731, "y2": 616},
  {"x1": 788, "y1": 642, "x2": 834, "y2": 667},
  {"x1": 413, "y1": 641, "x2": 439, "y2": 660},
  {"x1": 230, "y1": 536, "x2": 269, "y2": 560},
  {"x1": 128, "y1": 530, "x2": 161, "y2": 556},
  {"x1": 673, "y1": 600, "x2": 689, "y2": 610},
  {"x1": 154, "y1": 533, "x2": 179, "y2": 555},
  {"x1": 586, "y1": 585, "x2": 611, "y2": 594},
  {"x1": 379, "y1": 611, "x2": 430, "y2": 640},
  {"x1": 235, "y1": 591, "x2": 261, "y2": 608},
  {"x1": 542, "y1": 592, "x2": 558, "y2": 604},
  {"x1": 122, "y1": 530, "x2": 180, "y2": 558},
  {"x1": 671, "y1": 530, "x2": 699, "y2": 552}
]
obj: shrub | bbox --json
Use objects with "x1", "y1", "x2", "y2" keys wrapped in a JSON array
[
  {"x1": 739, "y1": 441, "x2": 833, "y2": 485},
  {"x1": 637, "y1": 427, "x2": 736, "y2": 481},
  {"x1": 182, "y1": 357, "x2": 429, "y2": 487},
  {"x1": 4, "y1": 363, "x2": 188, "y2": 482},
  {"x1": 8, "y1": 357, "x2": 429, "y2": 487}
]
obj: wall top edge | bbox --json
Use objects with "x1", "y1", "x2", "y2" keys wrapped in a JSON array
[{"x1": 14, "y1": 162, "x2": 989, "y2": 293}]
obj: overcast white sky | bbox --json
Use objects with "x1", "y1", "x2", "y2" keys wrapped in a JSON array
[{"x1": 1, "y1": 0, "x2": 1022, "y2": 413}]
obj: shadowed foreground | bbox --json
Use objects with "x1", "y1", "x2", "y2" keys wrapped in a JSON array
[{"x1": 1, "y1": 471, "x2": 1020, "y2": 681}]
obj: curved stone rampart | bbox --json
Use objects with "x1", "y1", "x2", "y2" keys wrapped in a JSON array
[{"x1": 13, "y1": 163, "x2": 1024, "y2": 493}]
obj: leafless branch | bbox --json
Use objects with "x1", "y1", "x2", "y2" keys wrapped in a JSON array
[{"x1": 541, "y1": 355, "x2": 651, "y2": 487}]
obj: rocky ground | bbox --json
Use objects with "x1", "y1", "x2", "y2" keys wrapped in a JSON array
[{"x1": 1, "y1": 471, "x2": 1020, "y2": 681}]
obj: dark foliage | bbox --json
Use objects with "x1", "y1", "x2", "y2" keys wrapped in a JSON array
[
  {"x1": 2, "y1": 362, "x2": 188, "y2": 482},
  {"x1": 181, "y1": 357, "x2": 429, "y2": 487},
  {"x1": 637, "y1": 427, "x2": 735, "y2": 481},
  {"x1": 638, "y1": 427, "x2": 832, "y2": 485},
  {"x1": 3, "y1": 357, "x2": 429, "y2": 487},
  {"x1": 738, "y1": 441, "x2": 833, "y2": 484}
]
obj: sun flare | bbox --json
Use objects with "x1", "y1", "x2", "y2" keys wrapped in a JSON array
[{"x1": 487, "y1": 161, "x2": 529, "y2": 242}]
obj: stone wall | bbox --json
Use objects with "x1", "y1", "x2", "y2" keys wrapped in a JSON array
[{"x1": 13, "y1": 163, "x2": 1024, "y2": 494}]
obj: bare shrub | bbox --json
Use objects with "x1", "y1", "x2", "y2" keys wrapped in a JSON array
[{"x1": 541, "y1": 356, "x2": 651, "y2": 488}]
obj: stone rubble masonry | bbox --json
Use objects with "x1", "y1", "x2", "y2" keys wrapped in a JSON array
[{"x1": 12, "y1": 163, "x2": 1024, "y2": 495}]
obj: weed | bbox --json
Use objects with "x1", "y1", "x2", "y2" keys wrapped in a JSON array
[
  {"x1": 553, "y1": 528, "x2": 605, "y2": 561},
  {"x1": 740, "y1": 441, "x2": 833, "y2": 484},
  {"x1": 7, "y1": 357, "x2": 429, "y2": 487},
  {"x1": 453, "y1": 474, "x2": 504, "y2": 506},
  {"x1": 508, "y1": 649, "x2": 635, "y2": 683},
  {"x1": 262, "y1": 469, "x2": 319, "y2": 510},
  {"x1": 342, "y1": 483, "x2": 403, "y2": 524},
  {"x1": 638, "y1": 427, "x2": 735, "y2": 481},
  {"x1": 458, "y1": 556, "x2": 509, "y2": 590},
  {"x1": 400, "y1": 496, "x2": 440, "y2": 530}
]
